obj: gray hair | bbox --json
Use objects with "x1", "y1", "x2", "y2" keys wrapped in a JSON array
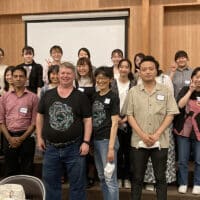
[{"x1": 60, "y1": 62, "x2": 76, "y2": 73}]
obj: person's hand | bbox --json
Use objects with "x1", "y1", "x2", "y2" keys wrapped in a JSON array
[
  {"x1": 189, "y1": 81, "x2": 196, "y2": 93},
  {"x1": 37, "y1": 137, "x2": 46, "y2": 151},
  {"x1": 169, "y1": 62, "x2": 178, "y2": 73},
  {"x1": 80, "y1": 142, "x2": 89, "y2": 156},
  {"x1": 45, "y1": 59, "x2": 52, "y2": 67},
  {"x1": 118, "y1": 118, "x2": 123, "y2": 125},
  {"x1": 141, "y1": 134, "x2": 154, "y2": 147},
  {"x1": 8, "y1": 137, "x2": 21, "y2": 148},
  {"x1": 149, "y1": 133, "x2": 160, "y2": 144},
  {"x1": 107, "y1": 148, "x2": 114, "y2": 162}
]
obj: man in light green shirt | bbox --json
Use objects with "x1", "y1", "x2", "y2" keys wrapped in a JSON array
[{"x1": 126, "y1": 56, "x2": 179, "y2": 200}]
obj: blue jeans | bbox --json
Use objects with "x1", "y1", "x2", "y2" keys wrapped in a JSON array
[
  {"x1": 177, "y1": 135, "x2": 200, "y2": 186},
  {"x1": 94, "y1": 138, "x2": 119, "y2": 200},
  {"x1": 42, "y1": 141, "x2": 86, "y2": 200}
]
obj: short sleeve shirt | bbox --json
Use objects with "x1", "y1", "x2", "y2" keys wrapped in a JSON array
[
  {"x1": 38, "y1": 87, "x2": 92, "y2": 143},
  {"x1": 172, "y1": 67, "x2": 193, "y2": 99},
  {"x1": 92, "y1": 90, "x2": 119, "y2": 140},
  {"x1": 126, "y1": 82, "x2": 179, "y2": 148}
]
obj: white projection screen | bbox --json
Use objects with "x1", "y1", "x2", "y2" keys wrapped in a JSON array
[{"x1": 24, "y1": 12, "x2": 128, "y2": 67}]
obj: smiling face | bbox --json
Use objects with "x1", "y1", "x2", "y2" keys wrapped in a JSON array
[
  {"x1": 5, "y1": 70, "x2": 13, "y2": 85},
  {"x1": 139, "y1": 61, "x2": 157, "y2": 83},
  {"x1": 176, "y1": 56, "x2": 188, "y2": 68},
  {"x1": 111, "y1": 52, "x2": 123, "y2": 67},
  {"x1": 95, "y1": 74, "x2": 111, "y2": 92},
  {"x1": 51, "y1": 49, "x2": 63, "y2": 63},
  {"x1": 118, "y1": 60, "x2": 131, "y2": 78},
  {"x1": 49, "y1": 71, "x2": 59, "y2": 84},
  {"x1": 58, "y1": 66, "x2": 75, "y2": 88},
  {"x1": 77, "y1": 63, "x2": 90, "y2": 77},
  {"x1": 23, "y1": 50, "x2": 34, "y2": 64},
  {"x1": 192, "y1": 71, "x2": 200, "y2": 89},
  {"x1": 78, "y1": 50, "x2": 89, "y2": 58}
]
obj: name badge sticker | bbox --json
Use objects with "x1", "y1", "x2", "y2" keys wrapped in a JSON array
[
  {"x1": 19, "y1": 107, "x2": 28, "y2": 114},
  {"x1": 104, "y1": 98, "x2": 111, "y2": 104},
  {"x1": 78, "y1": 87, "x2": 84, "y2": 92},
  {"x1": 184, "y1": 80, "x2": 190, "y2": 85},
  {"x1": 156, "y1": 94, "x2": 165, "y2": 101}
]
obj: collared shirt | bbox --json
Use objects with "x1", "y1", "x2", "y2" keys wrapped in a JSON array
[
  {"x1": 0, "y1": 88, "x2": 38, "y2": 132},
  {"x1": 172, "y1": 67, "x2": 193, "y2": 99},
  {"x1": 126, "y1": 82, "x2": 179, "y2": 148}
]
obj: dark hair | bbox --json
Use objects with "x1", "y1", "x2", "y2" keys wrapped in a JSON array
[
  {"x1": 0, "y1": 48, "x2": 5, "y2": 56},
  {"x1": 76, "y1": 57, "x2": 94, "y2": 83},
  {"x1": 4, "y1": 66, "x2": 15, "y2": 91},
  {"x1": 191, "y1": 67, "x2": 200, "y2": 79},
  {"x1": 139, "y1": 55, "x2": 160, "y2": 75},
  {"x1": 78, "y1": 47, "x2": 91, "y2": 59},
  {"x1": 12, "y1": 65, "x2": 27, "y2": 77},
  {"x1": 50, "y1": 45, "x2": 63, "y2": 55},
  {"x1": 134, "y1": 52, "x2": 145, "y2": 72},
  {"x1": 22, "y1": 46, "x2": 34, "y2": 56},
  {"x1": 118, "y1": 58, "x2": 134, "y2": 81},
  {"x1": 47, "y1": 65, "x2": 59, "y2": 83},
  {"x1": 174, "y1": 50, "x2": 189, "y2": 61},
  {"x1": 111, "y1": 49, "x2": 123, "y2": 58},
  {"x1": 94, "y1": 66, "x2": 113, "y2": 79}
]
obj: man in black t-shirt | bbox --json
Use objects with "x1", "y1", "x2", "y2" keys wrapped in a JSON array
[{"x1": 36, "y1": 62, "x2": 92, "y2": 200}]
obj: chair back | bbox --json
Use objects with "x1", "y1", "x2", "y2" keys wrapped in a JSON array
[{"x1": 0, "y1": 175, "x2": 46, "y2": 200}]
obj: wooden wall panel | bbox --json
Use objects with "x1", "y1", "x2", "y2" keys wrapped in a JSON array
[
  {"x1": 0, "y1": 15, "x2": 25, "y2": 65},
  {"x1": 151, "y1": 0, "x2": 197, "y2": 5},
  {"x1": 163, "y1": 5, "x2": 200, "y2": 70},
  {"x1": 0, "y1": 0, "x2": 99, "y2": 15},
  {"x1": 149, "y1": 5, "x2": 164, "y2": 68},
  {"x1": 0, "y1": 0, "x2": 144, "y2": 66},
  {"x1": 1, "y1": 0, "x2": 200, "y2": 68}
]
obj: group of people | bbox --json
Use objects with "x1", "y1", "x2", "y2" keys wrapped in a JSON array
[{"x1": 0, "y1": 46, "x2": 200, "y2": 200}]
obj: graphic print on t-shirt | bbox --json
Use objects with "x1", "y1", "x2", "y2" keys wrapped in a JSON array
[
  {"x1": 92, "y1": 100, "x2": 106, "y2": 128},
  {"x1": 49, "y1": 101, "x2": 74, "y2": 131}
]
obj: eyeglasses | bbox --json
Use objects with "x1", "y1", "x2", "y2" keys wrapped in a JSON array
[{"x1": 95, "y1": 76, "x2": 110, "y2": 81}]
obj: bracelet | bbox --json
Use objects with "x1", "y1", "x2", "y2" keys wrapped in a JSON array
[{"x1": 83, "y1": 140, "x2": 90, "y2": 146}]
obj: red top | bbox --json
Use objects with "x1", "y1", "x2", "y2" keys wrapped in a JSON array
[{"x1": 0, "y1": 89, "x2": 38, "y2": 132}]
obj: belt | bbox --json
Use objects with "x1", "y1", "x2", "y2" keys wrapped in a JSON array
[
  {"x1": 46, "y1": 137, "x2": 80, "y2": 148},
  {"x1": 9, "y1": 130, "x2": 26, "y2": 137}
]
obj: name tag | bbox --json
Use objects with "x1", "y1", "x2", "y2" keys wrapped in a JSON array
[
  {"x1": 197, "y1": 97, "x2": 200, "y2": 102},
  {"x1": 184, "y1": 80, "x2": 190, "y2": 85},
  {"x1": 156, "y1": 94, "x2": 165, "y2": 101},
  {"x1": 19, "y1": 107, "x2": 28, "y2": 114},
  {"x1": 78, "y1": 87, "x2": 84, "y2": 92},
  {"x1": 104, "y1": 98, "x2": 110, "y2": 104}
]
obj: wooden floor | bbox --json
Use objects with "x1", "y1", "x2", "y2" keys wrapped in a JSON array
[
  {"x1": 1, "y1": 156, "x2": 200, "y2": 200},
  {"x1": 62, "y1": 184, "x2": 200, "y2": 200}
]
